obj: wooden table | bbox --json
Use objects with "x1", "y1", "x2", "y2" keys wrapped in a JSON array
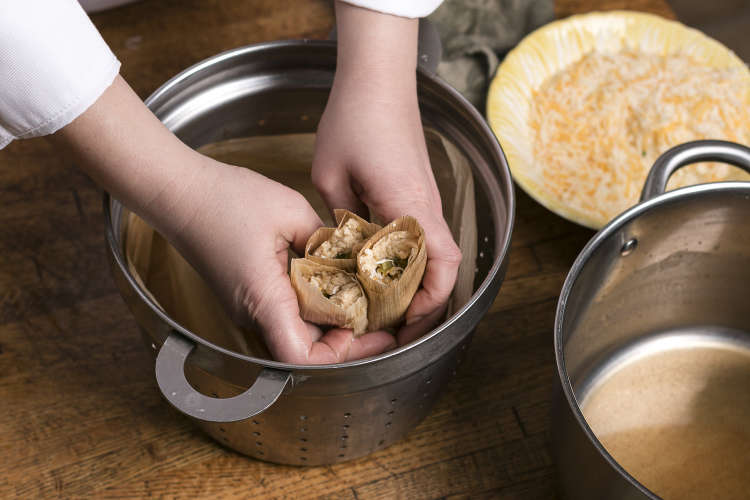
[{"x1": 0, "y1": 0, "x2": 673, "y2": 497}]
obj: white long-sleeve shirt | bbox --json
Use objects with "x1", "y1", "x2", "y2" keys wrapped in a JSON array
[{"x1": 0, "y1": 0, "x2": 443, "y2": 150}]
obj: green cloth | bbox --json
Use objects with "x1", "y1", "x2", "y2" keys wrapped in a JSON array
[{"x1": 428, "y1": 0, "x2": 554, "y2": 110}]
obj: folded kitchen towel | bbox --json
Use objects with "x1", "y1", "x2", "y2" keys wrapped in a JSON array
[{"x1": 428, "y1": 0, "x2": 554, "y2": 109}]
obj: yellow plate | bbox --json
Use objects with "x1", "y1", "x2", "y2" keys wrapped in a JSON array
[{"x1": 486, "y1": 11, "x2": 750, "y2": 229}]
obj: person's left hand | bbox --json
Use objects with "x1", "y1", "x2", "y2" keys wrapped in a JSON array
[{"x1": 311, "y1": 4, "x2": 462, "y2": 345}]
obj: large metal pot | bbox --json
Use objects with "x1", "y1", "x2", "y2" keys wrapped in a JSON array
[
  {"x1": 553, "y1": 140, "x2": 750, "y2": 498},
  {"x1": 104, "y1": 41, "x2": 514, "y2": 465}
]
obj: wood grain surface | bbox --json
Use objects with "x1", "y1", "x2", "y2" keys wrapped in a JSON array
[{"x1": 0, "y1": 0, "x2": 674, "y2": 498}]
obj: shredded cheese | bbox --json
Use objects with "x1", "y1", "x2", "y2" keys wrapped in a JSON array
[{"x1": 529, "y1": 50, "x2": 750, "y2": 221}]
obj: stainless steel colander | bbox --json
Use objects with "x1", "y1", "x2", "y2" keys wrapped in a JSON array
[{"x1": 105, "y1": 40, "x2": 514, "y2": 465}]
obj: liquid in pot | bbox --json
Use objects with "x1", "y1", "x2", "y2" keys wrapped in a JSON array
[{"x1": 580, "y1": 332, "x2": 750, "y2": 499}]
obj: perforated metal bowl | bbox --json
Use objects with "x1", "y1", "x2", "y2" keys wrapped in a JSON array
[{"x1": 105, "y1": 40, "x2": 514, "y2": 465}]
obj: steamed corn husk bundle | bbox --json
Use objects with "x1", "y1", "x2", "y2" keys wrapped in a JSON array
[
  {"x1": 305, "y1": 209, "x2": 382, "y2": 272},
  {"x1": 290, "y1": 258, "x2": 368, "y2": 335},
  {"x1": 357, "y1": 216, "x2": 427, "y2": 331},
  {"x1": 292, "y1": 213, "x2": 427, "y2": 334}
]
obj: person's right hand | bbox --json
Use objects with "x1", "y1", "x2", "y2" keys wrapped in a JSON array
[
  {"x1": 159, "y1": 156, "x2": 397, "y2": 364},
  {"x1": 57, "y1": 75, "x2": 396, "y2": 364}
]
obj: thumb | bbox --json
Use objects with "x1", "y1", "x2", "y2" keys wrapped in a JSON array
[
  {"x1": 279, "y1": 190, "x2": 324, "y2": 257},
  {"x1": 248, "y1": 271, "x2": 317, "y2": 364},
  {"x1": 311, "y1": 162, "x2": 368, "y2": 218},
  {"x1": 252, "y1": 277, "x2": 391, "y2": 364},
  {"x1": 249, "y1": 263, "x2": 372, "y2": 364}
]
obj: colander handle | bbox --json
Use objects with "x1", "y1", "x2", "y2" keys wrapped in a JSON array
[
  {"x1": 154, "y1": 332, "x2": 291, "y2": 423},
  {"x1": 640, "y1": 140, "x2": 750, "y2": 202}
]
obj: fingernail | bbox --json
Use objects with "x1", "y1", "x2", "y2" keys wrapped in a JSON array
[{"x1": 405, "y1": 314, "x2": 425, "y2": 326}]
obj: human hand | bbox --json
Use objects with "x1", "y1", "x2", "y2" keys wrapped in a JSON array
[
  {"x1": 162, "y1": 158, "x2": 398, "y2": 363},
  {"x1": 58, "y1": 75, "x2": 396, "y2": 364},
  {"x1": 312, "y1": 2, "x2": 462, "y2": 345}
]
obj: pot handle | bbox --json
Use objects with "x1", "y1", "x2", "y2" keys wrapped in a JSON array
[
  {"x1": 154, "y1": 332, "x2": 291, "y2": 423},
  {"x1": 640, "y1": 140, "x2": 750, "y2": 202}
]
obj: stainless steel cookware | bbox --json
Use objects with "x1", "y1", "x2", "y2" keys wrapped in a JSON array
[
  {"x1": 553, "y1": 140, "x2": 750, "y2": 498},
  {"x1": 104, "y1": 40, "x2": 514, "y2": 465}
]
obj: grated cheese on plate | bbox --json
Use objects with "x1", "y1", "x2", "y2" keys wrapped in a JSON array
[{"x1": 529, "y1": 50, "x2": 750, "y2": 222}]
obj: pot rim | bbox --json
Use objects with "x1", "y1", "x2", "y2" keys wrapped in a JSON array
[
  {"x1": 104, "y1": 39, "x2": 515, "y2": 372},
  {"x1": 554, "y1": 179, "x2": 750, "y2": 498}
]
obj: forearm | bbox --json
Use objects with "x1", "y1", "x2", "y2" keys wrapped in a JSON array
[
  {"x1": 334, "y1": 1, "x2": 418, "y2": 95},
  {"x1": 55, "y1": 75, "x2": 204, "y2": 240}
]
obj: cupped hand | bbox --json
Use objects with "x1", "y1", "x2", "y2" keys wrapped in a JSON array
[
  {"x1": 57, "y1": 75, "x2": 395, "y2": 364},
  {"x1": 160, "y1": 156, "x2": 397, "y2": 364},
  {"x1": 312, "y1": 54, "x2": 462, "y2": 346}
]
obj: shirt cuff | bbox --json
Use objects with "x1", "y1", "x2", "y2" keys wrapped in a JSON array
[
  {"x1": 339, "y1": 0, "x2": 444, "y2": 18},
  {"x1": 0, "y1": 0, "x2": 121, "y2": 149}
]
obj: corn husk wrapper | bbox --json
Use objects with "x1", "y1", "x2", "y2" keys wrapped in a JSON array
[
  {"x1": 425, "y1": 129, "x2": 477, "y2": 316},
  {"x1": 356, "y1": 216, "x2": 427, "y2": 331},
  {"x1": 304, "y1": 209, "x2": 382, "y2": 272},
  {"x1": 290, "y1": 258, "x2": 368, "y2": 335}
]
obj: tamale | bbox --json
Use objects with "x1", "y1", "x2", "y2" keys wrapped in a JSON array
[
  {"x1": 357, "y1": 216, "x2": 427, "y2": 330},
  {"x1": 305, "y1": 209, "x2": 382, "y2": 272},
  {"x1": 290, "y1": 258, "x2": 368, "y2": 335}
]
